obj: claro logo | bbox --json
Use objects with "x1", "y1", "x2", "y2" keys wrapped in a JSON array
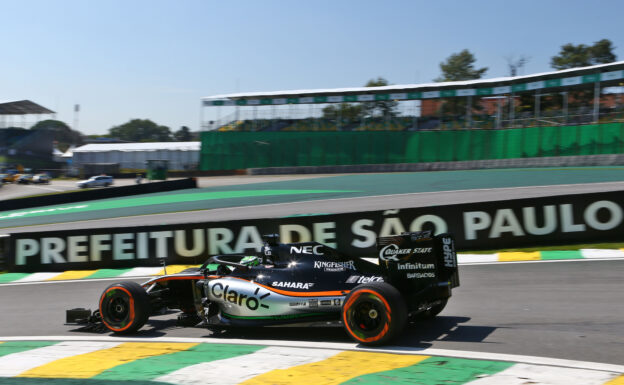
[{"x1": 211, "y1": 282, "x2": 270, "y2": 310}]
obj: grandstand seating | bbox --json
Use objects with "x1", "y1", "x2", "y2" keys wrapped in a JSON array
[{"x1": 214, "y1": 106, "x2": 624, "y2": 133}]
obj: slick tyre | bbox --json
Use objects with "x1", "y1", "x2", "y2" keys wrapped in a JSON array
[
  {"x1": 341, "y1": 282, "x2": 407, "y2": 346},
  {"x1": 99, "y1": 281, "x2": 150, "y2": 334}
]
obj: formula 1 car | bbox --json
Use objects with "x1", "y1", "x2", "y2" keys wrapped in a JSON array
[{"x1": 67, "y1": 231, "x2": 459, "y2": 346}]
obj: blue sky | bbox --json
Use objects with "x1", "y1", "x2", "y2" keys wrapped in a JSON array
[{"x1": 2, "y1": 0, "x2": 623, "y2": 135}]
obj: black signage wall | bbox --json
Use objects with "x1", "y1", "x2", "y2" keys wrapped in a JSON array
[
  {"x1": 8, "y1": 190, "x2": 624, "y2": 272},
  {"x1": 0, "y1": 178, "x2": 197, "y2": 212}
]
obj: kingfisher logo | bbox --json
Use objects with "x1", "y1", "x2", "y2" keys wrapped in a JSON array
[{"x1": 210, "y1": 282, "x2": 270, "y2": 311}]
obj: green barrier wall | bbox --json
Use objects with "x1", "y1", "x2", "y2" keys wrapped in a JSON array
[{"x1": 199, "y1": 123, "x2": 624, "y2": 171}]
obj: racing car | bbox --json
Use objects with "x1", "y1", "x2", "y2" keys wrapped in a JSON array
[{"x1": 67, "y1": 231, "x2": 459, "y2": 346}]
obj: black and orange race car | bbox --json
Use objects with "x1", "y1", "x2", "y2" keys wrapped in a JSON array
[{"x1": 67, "y1": 231, "x2": 459, "y2": 346}]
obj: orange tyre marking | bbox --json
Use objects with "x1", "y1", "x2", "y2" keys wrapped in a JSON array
[
  {"x1": 343, "y1": 289, "x2": 392, "y2": 343},
  {"x1": 99, "y1": 286, "x2": 136, "y2": 332}
]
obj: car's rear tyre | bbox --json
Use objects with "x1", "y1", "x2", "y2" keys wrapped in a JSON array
[
  {"x1": 341, "y1": 282, "x2": 407, "y2": 346},
  {"x1": 104, "y1": 183, "x2": 110, "y2": 187},
  {"x1": 99, "y1": 281, "x2": 150, "y2": 334}
]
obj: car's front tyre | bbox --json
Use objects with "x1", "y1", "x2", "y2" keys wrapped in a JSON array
[{"x1": 99, "y1": 281, "x2": 150, "y2": 334}]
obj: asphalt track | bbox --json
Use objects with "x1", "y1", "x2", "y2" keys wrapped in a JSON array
[
  {"x1": 1, "y1": 259, "x2": 622, "y2": 365},
  {"x1": 4, "y1": 167, "x2": 624, "y2": 233},
  {"x1": 1, "y1": 168, "x2": 624, "y2": 367}
]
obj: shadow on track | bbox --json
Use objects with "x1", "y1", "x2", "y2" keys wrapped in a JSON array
[
  {"x1": 69, "y1": 314, "x2": 498, "y2": 349},
  {"x1": 406, "y1": 316, "x2": 499, "y2": 344}
]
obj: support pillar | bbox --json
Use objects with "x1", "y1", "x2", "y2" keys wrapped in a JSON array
[
  {"x1": 563, "y1": 91, "x2": 568, "y2": 125},
  {"x1": 337, "y1": 103, "x2": 342, "y2": 131},
  {"x1": 252, "y1": 106, "x2": 257, "y2": 131},
  {"x1": 496, "y1": 97, "x2": 503, "y2": 129},
  {"x1": 593, "y1": 81, "x2": 600, "y2": 123},
  {"x1": 510, "y1": 92, "x2": 515, "y2": 128},
  {"x1": 465, "y1": 95, "x2": 472, "y2": 129},
  {"x1": 534, "y1": 91, "x2": 540, "y2": 126},
  {"x1": 199, "y1": 101, "x2": 204, "y2": 130}
]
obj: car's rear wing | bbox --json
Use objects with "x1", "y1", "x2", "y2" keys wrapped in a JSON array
[{"x1": 376, "y1": 231, "x2": 459, "y2": 295}]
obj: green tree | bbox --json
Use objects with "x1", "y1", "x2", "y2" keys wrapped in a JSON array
[
  {"x1": 360, "y1": 77, "x2": 399, "y2": 118},
  {"x1": 550, "y1": 39, "x2": 617, "y2": 70},
  {"x1": 436, "y1": 49, "x2": 488, "y2": 82},
  {"x1": 549, "y1": 39, "x2": 617, "y2": 111},
  {"x1": 173, "y1": 126, "x2": 193, "y2": 141},
  {"x1": 590, "y1": 39, "x2": 617, "y2": 64},
  {"x1": 435, "y1": 50, "x2": 487, "y2": 118},
  {"x1": 109, "y1": 119, "x2": 172, "y2": 142},
  {"x1": 30, "y1": 119, "x2": 83, "y2": 151}
]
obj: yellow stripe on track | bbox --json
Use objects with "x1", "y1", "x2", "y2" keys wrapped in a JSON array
[
  {"x1": 498, "y1": 251, "x2": 541, "y2": 262},
  {"x1": 155, "y1": 265, "x2": 199, "y2": 275},
  {"x1": 18, "y1": 342, "x2": 198, "y2": 379},
  {"x1": 47, "y1": 270, "x2": 99, "y2": 281},
  {"x1": 604, "y1": 375, "x2": 624, "y2": 385},
  {"x1": 241, "y1": 351, "x2": 429, "y2": 385}
]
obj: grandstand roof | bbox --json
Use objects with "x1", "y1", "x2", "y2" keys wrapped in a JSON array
[
  {"x1": 202, "y1": 61, "x2": 624, "y2": 106},
  {"x1": 73, "y1": 142, "x2": 200, "y2": 153},
  {"x1": 0, "y1": 100, "x2": 54, "y2": 115}
]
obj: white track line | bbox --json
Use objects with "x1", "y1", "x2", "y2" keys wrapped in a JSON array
[{"x1": 1, "y1": 336, "x2": 622, "y2": 374}]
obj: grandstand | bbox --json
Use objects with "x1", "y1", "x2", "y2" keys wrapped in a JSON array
[
  {"x1": 201, "y1": 61, "x2": 624, "y2": 132},
  {"x1": 0, "y1": 100, "x2": 56, "y2": 168}
]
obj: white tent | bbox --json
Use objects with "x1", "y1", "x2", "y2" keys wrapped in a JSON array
[{"x1": 72, "y1": 142, "x2": 200, "y2": 170}]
